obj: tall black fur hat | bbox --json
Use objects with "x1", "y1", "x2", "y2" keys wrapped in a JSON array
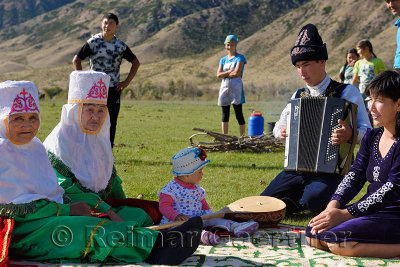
[{"x1": 290, "y1": 24, "x2": 328, "y2": 65}]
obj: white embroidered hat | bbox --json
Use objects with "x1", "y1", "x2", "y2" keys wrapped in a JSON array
[
  {"x1": 0, "y1": 81, "x2": 40, "y2": 120},
  {"x1": 172, "y1": 147, "x2": 210, "y2": 176},
  {"x1": 68, "y1": 70, "x2": 110, "y2": 104}
]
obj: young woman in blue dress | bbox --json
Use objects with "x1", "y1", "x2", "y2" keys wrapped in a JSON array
[{"x1": 216, "y1": 35, "x2": 247, "y2": 136}]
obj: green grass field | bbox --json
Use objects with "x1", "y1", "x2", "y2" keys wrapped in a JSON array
[{"x1": 37, "y1": 99, "x2": 366, "y2": 227}]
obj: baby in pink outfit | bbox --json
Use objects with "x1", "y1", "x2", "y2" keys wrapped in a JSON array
[{"x1": 158, "y1": 147, "x2": 259, "y2": 245}]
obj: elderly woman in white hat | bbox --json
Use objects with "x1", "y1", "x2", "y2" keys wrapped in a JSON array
[
  {"x1": 0, "y1": 80, "x2": 86, "y2": 262},
  {"x1": 0, "y1": 79, "x2": 201, "y2": 265},
  {"x1": 44, "y1": 70, "x2": 158, "y2": 225}
]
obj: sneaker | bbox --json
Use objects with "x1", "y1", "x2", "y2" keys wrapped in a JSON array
[
  {"x1": 201, "y1": 230, "x2": 220, "y2": 246},
  {"x1": 231, "y1": 221, "x2": 259, "y2": 237}
]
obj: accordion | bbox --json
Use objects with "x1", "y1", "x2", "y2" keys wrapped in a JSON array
[{"x1": 284, "y1": 97, "x2": 358, "y2": 175}]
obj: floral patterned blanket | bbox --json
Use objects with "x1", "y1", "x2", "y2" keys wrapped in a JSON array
[{"x1": 9, "y1": 224, "x2": 400, "y2": 266}]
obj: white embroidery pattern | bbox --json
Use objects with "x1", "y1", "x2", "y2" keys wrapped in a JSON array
[
  {"x1": 373, "y1": 128, "x2": 399, "y2": 163},
  {"x1": 334, "y1": 171, "x2": 355, "y2": 196},
  {"x1": 357, "y1": 182, "x2": 393, "y2": 212},
  {"x1": 372, "y1": 166, "x2": 380, "y2": 182}
]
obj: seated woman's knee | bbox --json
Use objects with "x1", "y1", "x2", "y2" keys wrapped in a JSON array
[
  {"x1": 327, "y1": 241, "x2": 359, "y2": 257},
  {"x1": 307, "y1": 237, "x2": 329, "y2": 251}
]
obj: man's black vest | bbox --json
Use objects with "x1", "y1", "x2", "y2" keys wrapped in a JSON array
[{"x1": 294, "y1": 80, "x2": 348, "y2": 99}]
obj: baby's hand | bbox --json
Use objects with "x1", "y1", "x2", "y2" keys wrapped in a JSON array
[{"x1": 175, "y1": 214, "x2": 190, "y2": 221}]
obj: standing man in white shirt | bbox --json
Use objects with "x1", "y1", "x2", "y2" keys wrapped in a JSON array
[{"x1": 261, "y1": 24, "x2": 371, "y2": 215}]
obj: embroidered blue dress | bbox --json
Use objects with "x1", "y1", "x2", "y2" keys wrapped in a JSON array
[{"x1": 306, "y1": 127, "x2": 400, "y2": 244}]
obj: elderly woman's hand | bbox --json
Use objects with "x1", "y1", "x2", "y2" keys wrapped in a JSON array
[
  {"x1": 69, "y1": 202, "x2": 92, "y2": 217},
  {"x1": 107, "y1": 209, "x2": 124, "y2": 222}
]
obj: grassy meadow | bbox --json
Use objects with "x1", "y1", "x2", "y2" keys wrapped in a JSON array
[{"x1": 38, "y1": 99, "x2": 366, "y2": 227}]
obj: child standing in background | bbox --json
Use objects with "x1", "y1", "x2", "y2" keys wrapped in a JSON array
[
  {"x1": 352, "y1": 39, "x2": 386, "y2": 98},
  {"x1": 158, "y1": 147, "x2": 259, "y2": 245},
  {"x1": 339, "y1": 48, "x2": 359, "y2": 85}
]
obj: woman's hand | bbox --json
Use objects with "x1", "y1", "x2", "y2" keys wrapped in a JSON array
[
  {"x1": 349, "y1": 58, "x2": 357, "y2": 67},
  {"x1": 217, "y1": 65, "x2": 234, "y2": 79},
  {"x1": 69, "y1": 202, "x2": 92, "y2": 217},
  {"x1": 228, "y1": 62, "x2": 244, "y2": 78},
  {"x1": 107, "y1": 209, "x2": 124, "y2": 222},
  {"x1": 175, "y1": 214, "x2": 190, "y2": 221},
  {"x1": 308, "y1": 201, "x2": 353, "y2": 235}
]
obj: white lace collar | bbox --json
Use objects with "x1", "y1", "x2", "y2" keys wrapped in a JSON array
[{"x1": 306, "y1": 74, "x2": 331, "y2": 96}]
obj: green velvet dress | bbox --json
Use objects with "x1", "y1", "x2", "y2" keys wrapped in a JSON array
[
  {"x1": 7, "y1": 152, "x2": 159, "y2": 263},
  {"x1": 8, "y1": 200, "x2": 158, "y2": 263},
  {"x1": 48, "y1": 152, "x2": 153, "y2": 226}
]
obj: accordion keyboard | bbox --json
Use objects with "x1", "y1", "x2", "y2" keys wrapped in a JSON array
[{"x1": 326, "y1": 108, "x2": 343, "y2": 162}]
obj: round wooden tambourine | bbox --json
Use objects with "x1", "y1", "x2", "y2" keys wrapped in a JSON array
[
  {"x1": 221, "y1": 196, "x2": 286, "y2": 227},
  {"x1": 148, "y1": 196, "x2": 286, "y2": 230}
]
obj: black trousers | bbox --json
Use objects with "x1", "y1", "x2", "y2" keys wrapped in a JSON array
[
  {"x1": 107, "y1": 87, "x2": 121, "y2": 147},
  {"x1": 260, "y1": 170, "x2": 342, "y2": 215},
  {"x1": 221, "y1": 104, "x2": 245, "y2": 125}
]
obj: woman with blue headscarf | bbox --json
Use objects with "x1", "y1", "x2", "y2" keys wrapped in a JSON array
[{"x1": 217, "y1": 35, "x2": 247, "y2": 136}]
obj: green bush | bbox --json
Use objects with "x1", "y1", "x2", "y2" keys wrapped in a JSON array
[
  {"x1": 43, "y1": 86, "x2": 63, "y2": 100},
  {"x1": 323, "y1": 6, "x2": 332, "y2": 15}
]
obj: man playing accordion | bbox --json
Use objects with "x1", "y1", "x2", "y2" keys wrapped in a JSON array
[{"x1": 260, "y1": 24, "x2": 371, "y2": 215}]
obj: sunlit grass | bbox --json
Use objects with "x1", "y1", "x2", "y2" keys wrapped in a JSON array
[{"x1": 38, "y1": 99, "x2": 366, "y2": 227}]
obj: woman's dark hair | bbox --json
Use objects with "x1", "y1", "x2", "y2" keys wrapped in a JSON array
[
  {"x1": 366, "y1": 70, "x2": 400, "y2": 137},
  {"x1": 103, "y1": 13, "x2": 119, "y2": 25},
  {"x1": 339, "y1": 48, "x2": 359, "y2": 82},
  {"x1": 357, "y1": 39, "x2": 377, "y2": 58}
]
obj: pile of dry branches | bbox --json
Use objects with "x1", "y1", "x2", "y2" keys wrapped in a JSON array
[{"x1": 189, "y1": 128, "x2": 284, "y2": 152}]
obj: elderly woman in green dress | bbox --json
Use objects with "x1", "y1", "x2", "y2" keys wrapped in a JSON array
[
  {"x1": 44, "y1": 70, "x2": 157, "y2": 224},
  {"x1": 0, "y1": 79, "x2": 202, "y2": 265}
]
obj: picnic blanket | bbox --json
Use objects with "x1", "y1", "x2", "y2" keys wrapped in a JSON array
[{"x1": 8, "y1": 224, "x2": 400, "y2": 266}]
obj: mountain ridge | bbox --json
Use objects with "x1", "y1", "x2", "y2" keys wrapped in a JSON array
[{"x1": 0, "y1": 0, "x2": 397, "y2": 98}]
